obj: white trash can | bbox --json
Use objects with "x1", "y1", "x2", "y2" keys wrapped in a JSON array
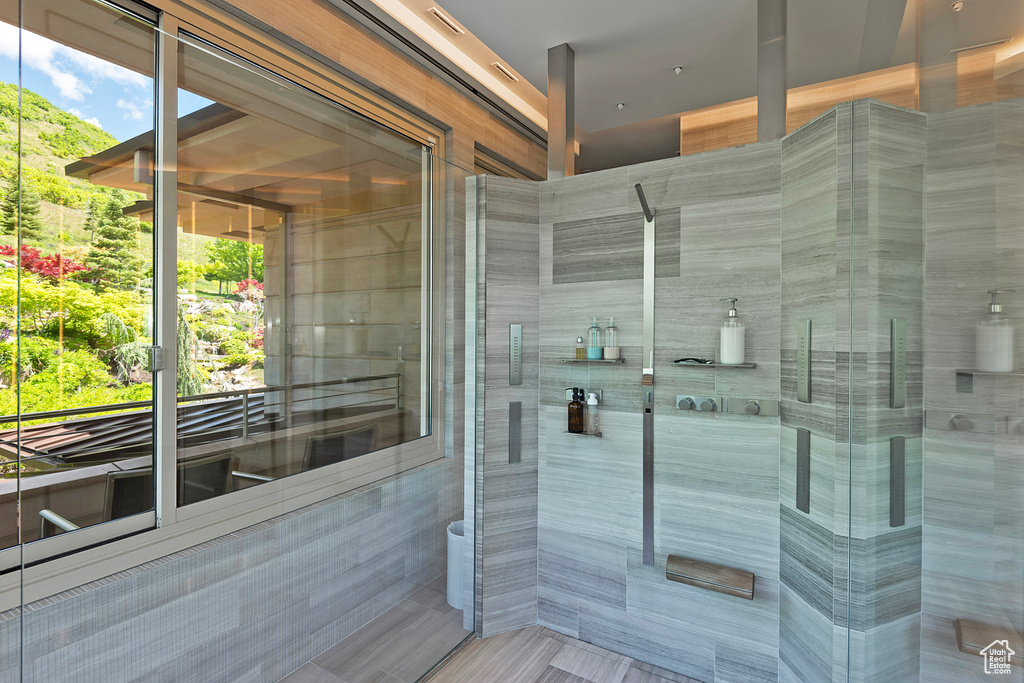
[{"x1": 446, "y1": 520, "x2": 464, "y2": 610}]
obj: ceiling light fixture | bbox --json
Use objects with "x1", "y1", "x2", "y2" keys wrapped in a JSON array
[
  {"x1": 617, "y1": 102, "x2": 625, "y2": 110},
  {"x1": 491, "y1": 62, "x2": 519, "y2": 82},
  {"x1": 427, "y1": 7, "x2": 464, "y2": 35},
  {"x1": 951, "y1": 1, "x2": 964, "y2": 10},
  {"x1": 673, "y1": 66, "x2": 684, "y2": 75}
]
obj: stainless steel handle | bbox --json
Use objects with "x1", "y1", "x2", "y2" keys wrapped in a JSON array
[{"x1": 699, "y1": 398, "x2": 718, "y2": 412}]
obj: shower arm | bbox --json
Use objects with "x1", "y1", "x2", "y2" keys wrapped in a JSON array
[{"x1": 635, "y1": 183, "x2": 654, "y2": 223}]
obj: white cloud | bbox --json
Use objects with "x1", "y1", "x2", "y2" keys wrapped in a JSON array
[
  {"x1": 69, "y1": 108, "x2": 102, "y2": 128},
  {"x1": 116, "y1": 98, "x2": 146, "y2": 121},
  {"x1": 0, "y1": 21, "x2": 149, "y2": 103}
]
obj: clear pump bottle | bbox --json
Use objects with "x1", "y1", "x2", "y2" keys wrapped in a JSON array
[
  {"x1": 720, "y1": 298, "x2": 745, "y2": 365},
  {"x1": 976, "y1": 289, "x2": 1016, "y2": 372},
  {"x1": 604, "y1": 318, "x2": 619, "y2": 360},
  {"x1": 586, "y1": 318, "x2": 603, "y2": 360},
  {"x1": 586, "y1": 392, "x2": 599, "y2": 434}
]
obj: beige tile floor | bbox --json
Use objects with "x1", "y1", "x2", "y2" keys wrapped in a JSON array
[
  {"x1": 280, "y1": 574, "x2": 471, "y2": 683},
  {"x1": 424, "y1": 626, "x2": 700, "y2": 683},
  {"x1": 280, "y1": 575, "x2": 697, "y2": 683}
]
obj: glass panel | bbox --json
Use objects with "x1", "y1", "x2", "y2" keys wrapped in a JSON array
[
  {"x1": 0, "y1": 0, "x2": 156, "y2": 550},
  {"x1": 171, "y1": 38, "x2": 429, "y2": 503}
]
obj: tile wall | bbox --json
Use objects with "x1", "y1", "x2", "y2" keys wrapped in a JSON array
[{"x1": 0, "y1": 461, "x2": 456, "y2": 683}]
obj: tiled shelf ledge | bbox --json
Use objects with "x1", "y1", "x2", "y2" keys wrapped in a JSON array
[
  {"x1": 563, "y1": 431, "x2": 602, "y2": 438},
  {"x1": 955, "y1": 368, "x2": 1024, "y2": 377},
  {"x1": 672, "y1": 360, "x2": 757, "y2": 369},
  {"x1": 559, "y1": 358, "x2": 624, "y2": 364}
]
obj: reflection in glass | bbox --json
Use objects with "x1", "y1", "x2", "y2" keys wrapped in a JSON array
[
  {"x1": 0, "y1": 0, "x2": 156, "y2": 548},
  {"x1": 162, "y1": 41, "x2": 427, "y2": 501}
]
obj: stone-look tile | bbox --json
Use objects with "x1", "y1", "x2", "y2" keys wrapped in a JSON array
[
  {"x1": 845, "y1": 612, "x2": 921, "y2": 683},
  {"x1": 919, "y1": 612, "x2": 1003, "y2": 683},
  {"x1": 534, "y1": 665, "x2": 593, "y2": 683},
  {"x1": 834, "y1": 527, "x2": 922, "y2": 631},
  {"x1": 542, "y1": 167, "x2": 634, "y2": 225},
  {"x1": 538, "y1": 529, "x2": 627, "y2": 611},
  {"x1": 624, "y1": 547, "x2": 780, "y2": 653},
  {"x1": 578, "y1": 601, "x2": 715, "y2": 683},
  {"x1": 552, "y1": 212, "x2": 645, "y2": 283},
  {"x1": 656, "y1": 417, "x2": 780, "y2": 503},
  {"x1": 779, "y1": 583, "x2": 834, "y2": 683},
  {"x1": 714, "y1": 640, "x2": 780, "y2": 683},
  {"x1": 538, "y1": 586, "x2": 580, "y2": 639},
  {"x1": 473, "y1": 177, "x2": 541, "y2": 638},
  {"x1": 548, "y1": 642, "x2": 632, "y2": 683},
  {"x1": 780, "y1": 505, "x2": 835, "y2": 621},
  {"x1": 539, "y1": 408, "x2": 642, "y2": 545},
  {"x1": 12, "y1": 463, "x2": 457, "y2": 683},
  {"x1": 657, "y1": 486, "x2": 780, "y2": 583}
]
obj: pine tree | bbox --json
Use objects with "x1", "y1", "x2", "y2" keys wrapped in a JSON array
[
  {"x1": 87, "y1": 190, "x2": 143, "y2": 291},
  {"x1": 0, "y1": 175, "x2": 45, "y2": 241}
]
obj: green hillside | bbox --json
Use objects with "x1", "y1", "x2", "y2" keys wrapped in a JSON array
[{"x1": 0, "y1": 81, "x2": 133, "y2": 251}]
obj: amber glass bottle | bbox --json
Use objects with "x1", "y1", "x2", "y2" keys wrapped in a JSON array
[{"x1": 568, "y1": 388, "x2": 585, "y2": 433}]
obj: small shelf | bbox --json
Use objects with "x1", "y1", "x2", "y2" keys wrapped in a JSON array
[
  {"x1": 955, "y1": 368, "x2": 1024, "y2": 377},
  {"x1": 563, "y1": 431, "x2": 602, "y2": 438},
  {"x1": 672, "y1": 360, "x2": 757, "y2": 369},
  {"x1": 559, "y1": 358, "x2": 624, "y2": 364}
]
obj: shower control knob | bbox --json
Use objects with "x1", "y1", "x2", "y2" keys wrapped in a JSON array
[
  {"x1": 699, "y1": 398, "x2": 717, "y2": 412},
  {"x1": 676, "y1": 397, "x2": 695, "y2": 410},
  {"x1": 744, "y1": 401, "x2": 760, "y2": 415}
]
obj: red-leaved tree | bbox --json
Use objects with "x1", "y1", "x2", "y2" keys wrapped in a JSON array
[{"x1": 0, "y1": 245, "x2": 89, "y2": 281}]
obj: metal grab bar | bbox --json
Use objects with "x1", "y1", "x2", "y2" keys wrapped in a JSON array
[{"x1": 38, "y1": 509, "x2": 80, "y2": 539}]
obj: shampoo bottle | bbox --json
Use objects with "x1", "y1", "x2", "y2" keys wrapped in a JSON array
[
  {"x1": 720, "y1": 298, "x2": 745, "y2": 365},
  {"x1": 976, "y1": 289, "x2": 1016, "y2": 372},
  {"x1": 576, "y1": 336, "x2": 586, "y2": 359},
  {"x1": 586, "y1": 318, "x2": 603, "y2": 360},
  {"x1": 604, "y1": 318, "x2": 620, "y2": 360},
  {"x1": 568, "y1": 389, "x2": 585, "y2": 433}
]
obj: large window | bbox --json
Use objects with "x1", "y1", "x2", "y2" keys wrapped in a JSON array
[{"x1": 0, "y1": 0, "x2": 438, "y2": 567}]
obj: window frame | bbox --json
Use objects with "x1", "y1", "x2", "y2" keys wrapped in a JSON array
[{"x1": 0, "y1": 0, "x2": 451, "y2": 611}]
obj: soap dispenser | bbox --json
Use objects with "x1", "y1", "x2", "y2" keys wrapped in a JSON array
[
  {"x1": 976, "y1": 289, "x2": 1016, "y2": 372},
  {"x1": 576, "y1": 336, "x2": 586, "y2": 359},
  {"x1": 604, "y1": 318, "x2": 620, "y2": 360},
  {"x1": 586, "y1": 392, "x2": 599, "y2": 434},
  {"x1": 586, "y1": 318, "x2": 603, "y2": 360},
  {"x1": 720, "y1": 298, "x2": 745, "y2": 365},
  {"x1": 568, "y1": 388, "x2": 585, "y2": 433}
]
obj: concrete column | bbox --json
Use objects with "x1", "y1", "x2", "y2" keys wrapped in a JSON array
[
  {"x1": 757, "y1": 0, "x2": 787, "y2": 141},
  {"x1": 547, "y1": 43, "x2": 575, "y2": 179}
]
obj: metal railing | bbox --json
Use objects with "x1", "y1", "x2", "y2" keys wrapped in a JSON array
[{"x1": 0, "y1": 373, "x2": 403, "y2": 468}]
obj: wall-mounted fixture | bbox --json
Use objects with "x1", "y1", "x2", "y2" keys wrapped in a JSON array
[{"x1": 676, "y1": 395, "x2": 719, "y2": 412}]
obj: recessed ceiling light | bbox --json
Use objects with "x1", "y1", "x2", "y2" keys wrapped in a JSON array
[
  {"x1": 491, "y1": 62, "x2": 519, "y2": 82},
  {"x1": 951, "y1": 1, "x2": 964, "y2": 10},
  {"x1": 673, "y1": 66, "x2": 684, "y2": 75},
  {"x1": 616, "y1": 102, "x2": 625, "y2": 110},
  {"x1": 427, "y1": 7, "x2": 465, "y2": 35}
]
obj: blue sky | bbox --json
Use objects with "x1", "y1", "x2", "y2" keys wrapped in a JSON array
[{"x1": 0, "y1": 21, "x2": 212, "y2": 144}]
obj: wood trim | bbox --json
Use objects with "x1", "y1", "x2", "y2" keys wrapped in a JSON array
[{"x1": 666, "y1": 554, "x2": 755, "y2": 600}]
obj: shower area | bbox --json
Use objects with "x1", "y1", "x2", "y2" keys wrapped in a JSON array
[{"x1": 466, "y1": 95, "x2": 1024, "y2": 681}]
